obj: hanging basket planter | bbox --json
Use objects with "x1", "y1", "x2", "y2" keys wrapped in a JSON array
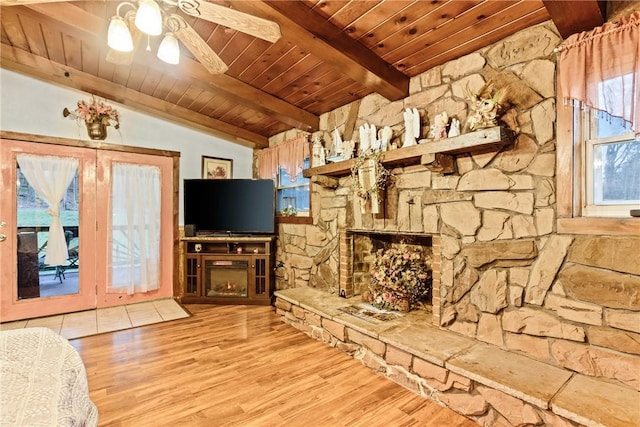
[
  {"x1": 63, "y1": 95, "x2": 119, "y2": 141},
  {"x1": 85, "y1": 121, "x2": 108, "y2": 140}
]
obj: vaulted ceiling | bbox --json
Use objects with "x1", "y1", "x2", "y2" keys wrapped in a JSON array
[{"x1": 1, "y1": 0, "x2": 608, "y2": 148}]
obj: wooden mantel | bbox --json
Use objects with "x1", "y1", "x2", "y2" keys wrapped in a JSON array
[{"x1": 303, "y1": 126, "x2": 515, "y2": 177}]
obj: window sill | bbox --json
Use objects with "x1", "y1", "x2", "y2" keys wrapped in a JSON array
[
  {"x1": 557, "y1": 217, "x2": 640, "y2": 236},
  {"x1": 276, "y1": 216, "x2": 313, "y2": 225}
]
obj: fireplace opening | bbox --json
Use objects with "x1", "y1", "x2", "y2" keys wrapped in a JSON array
[
  {"x1": 204, "y1": 259, "x2": 249, "y2": 298},
  {"x1": 340, "y1": 230, "x2": 435, "y2": 310}
]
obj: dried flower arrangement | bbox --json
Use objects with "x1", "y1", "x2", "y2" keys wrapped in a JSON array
[
  {"x1": 63, "y1": 96, "x2": 120, "y2": 129},
  {"x1": 369, "y1": 245, "x2": 432, "y2": 312}
]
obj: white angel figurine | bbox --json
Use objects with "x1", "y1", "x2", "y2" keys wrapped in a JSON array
[
  {"x1": 448, "y1": 118, "x2": 461, "y2": 137},
  {"x1": 369, "y1": 124, "x2": 379, "y2": 151},
  {"x1": 403, "y1": 108, "x2": 420, "y2": 147},
  {"x1": 359, "y1": 124, "x2": 370, "y2": 154},
  {"x1": 379, "y1": 126, "x2": 392, "y2": 152},
  {"x1": 412, "y1": 108, "x2": 420, "y2": 140},
  {"x1": 332, "y1": 128, "x2": 344, "y2": 159}
]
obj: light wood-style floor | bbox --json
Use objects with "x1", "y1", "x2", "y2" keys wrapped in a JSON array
[{"x1": 71, "y1": 304, "x2": 477, "y2": 427}]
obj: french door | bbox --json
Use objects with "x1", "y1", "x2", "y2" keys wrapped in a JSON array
[
  {"x1": 95, "y1": 150, "x2": 174, "y2": 307},
  {"x1": 0, "y1": 139, "x2": 173, "y2": 322}
]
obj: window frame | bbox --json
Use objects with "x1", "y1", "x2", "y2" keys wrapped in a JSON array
[
  {"x1": 582, "y1": 118, "x2": 638, "y2": 217},
  {"x1": 556, "y1": 81, "x2": 639, "y2": 236},
  {"x1": 274, "y1": 157, "x2": 313, "y2": 225}
]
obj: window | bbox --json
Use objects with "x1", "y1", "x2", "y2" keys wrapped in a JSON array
[
  {"x1": 256, "y1": 134, "x2": 312, "y2": 223},
  {"x1": 276, "y1": 157, "x2": 310, "y2": 217},
  {"x1": 582, "y1": 109, "x2": 639, "y2": 217},
  {"x1": 558, "y1": 96, "x2": 639, "y2": 234},
  {"x1": 556, "y1": 13, "x2": 639, "y2": 235}
]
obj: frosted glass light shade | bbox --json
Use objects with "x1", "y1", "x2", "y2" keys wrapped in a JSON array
[
  {"x1": 134, "y1": 0, "x2": 162, "y2": 36},
  {"x1": 157, "y1": 33, "x2": 180, "y2": 64},
  {"x1": 107, "y1": 16, "x2": 134, "y2": 52}
]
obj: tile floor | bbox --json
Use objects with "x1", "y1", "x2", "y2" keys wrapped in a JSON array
[{"x1": 0, "y1": 299, "x2": 190, "y2": 340}]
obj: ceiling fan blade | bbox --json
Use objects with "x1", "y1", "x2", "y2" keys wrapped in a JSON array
[
  {"x1": 174, "y1": 18, "x2": 228, "y2": 74},
  {"x1": 178, "y1": 0, "x2": 281, "y2": 44}
]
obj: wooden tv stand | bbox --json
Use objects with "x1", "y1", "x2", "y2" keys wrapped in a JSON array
[{"x1": 180, "y1": 235, "x2": 275, "y2": 305}]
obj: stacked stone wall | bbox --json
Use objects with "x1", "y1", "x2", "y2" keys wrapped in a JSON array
[{"x1": 269, "y1": 21, "x2": 640, "y2": 391}]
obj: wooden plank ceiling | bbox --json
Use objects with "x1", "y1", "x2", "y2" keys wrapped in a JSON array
[{"x1": 0, "y1": 0, "x2": 606, "y2": 148}]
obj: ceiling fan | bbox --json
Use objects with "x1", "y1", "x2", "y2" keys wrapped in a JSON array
[{"x1": 0, "y1": 0, "x2": 282, "y2": 74}]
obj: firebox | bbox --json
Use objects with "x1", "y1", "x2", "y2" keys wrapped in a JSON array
[
  {"x1": 340, "y1": 230, "x2": 434, "y2": 297},
  {"x1": 204, "y1": 259, "x2": 249, "y2": 298}
]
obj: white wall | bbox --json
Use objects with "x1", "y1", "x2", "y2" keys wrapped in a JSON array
[{"x1": 0, "y1": 69, "x2": 254, "y2": 224}]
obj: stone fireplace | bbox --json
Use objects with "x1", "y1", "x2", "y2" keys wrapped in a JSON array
[
  {"x1": 269, "y1": 19, "x2": 640, "y2": 427},
  {"x1": 338, "y1": 229, "x2": 441, "y2": 322}
]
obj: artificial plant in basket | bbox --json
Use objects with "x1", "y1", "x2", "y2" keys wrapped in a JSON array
[{"x1": 369, "y1": 245, "x2": 432, "y2": 312}]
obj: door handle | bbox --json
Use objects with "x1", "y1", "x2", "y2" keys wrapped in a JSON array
[
  {"x1": 0, "y1": 234, "x2": 6, "y2": 242},
  {"x1": 0, "y1": 221, "x2": 6, "y2": 228}
]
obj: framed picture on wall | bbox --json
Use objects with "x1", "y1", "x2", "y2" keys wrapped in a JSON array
[{"x1": 202, "y1": 156, "x2": 233, "y2": 179}]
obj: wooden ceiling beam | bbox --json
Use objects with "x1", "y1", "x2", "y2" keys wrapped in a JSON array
[
  {"x1": 22, "y1": 2, "x2": 318, "y2": 133},
  {"x1": 229, "y1": 0, "x2": 409, "y2": 101},
  {"x1": 1, "y1": 45, "x2": 268, "y2": 147},
  {"x1": 542, "y1": 0, "x2": 606, "y2": 39}
]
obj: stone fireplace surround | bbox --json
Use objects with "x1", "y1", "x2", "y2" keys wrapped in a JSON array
[
  {"x1": 276, "y1": 214, "x2": 638, "y2": 427},
  {"x1": 268, "y1": 21, "x2": 640, "y2": 427}
]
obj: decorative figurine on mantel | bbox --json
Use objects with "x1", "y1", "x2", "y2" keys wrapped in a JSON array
[
  {"x1": 326, "y1": 128, "x2": 344, "y2": 162},
  {"x1": 402, "y1": 108, "x2": 420, "y2": 147},
  {"x1": 326, "y1": 128, "x2": 355, "y2": 162},
  {"x1": 358, "y1": 123, "x2": 377, "y2": 154},
  {"x1": 311, "y1": 136, "x2": 326, "y2": 167},
  {"x1": 429, "y1": 111, "x2": 449, "y2": 140},
  {"x1": 448, "y1": 118, "x2": 461, "y2": 137},
  {"x1": 465, "y1": 80, "x2": 508, "y2": 131},
  {"x1": 379, "y1": 126, "x2": 392, "y2": 152},
  {"x1": 332, "y1": 128, "x2": 343, "y2": 158}
]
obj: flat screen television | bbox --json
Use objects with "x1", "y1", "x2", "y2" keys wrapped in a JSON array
[{"x1": 184, "y1": 179, "x2": 275, "y2": 235}]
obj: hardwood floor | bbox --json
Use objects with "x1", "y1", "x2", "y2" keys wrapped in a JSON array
[{"x1": 71, "y1": 304, "x2": 477, "y2": 426}]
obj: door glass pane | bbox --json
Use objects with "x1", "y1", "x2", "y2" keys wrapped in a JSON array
[{"x1": 16, "y1": 167, "x2": 80, "y2": 299}]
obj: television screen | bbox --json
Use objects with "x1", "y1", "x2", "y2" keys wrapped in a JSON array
[{"x1": 184, "y1": 179, "x2": 275, "y2": 235}]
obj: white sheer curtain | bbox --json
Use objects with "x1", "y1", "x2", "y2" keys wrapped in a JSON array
[
  {"x1": 16, "y1": 154, "x2": 78, "y2": 266},
  {"x1": 109, "y1": 163, "x2": 161, "y2": 294},
  {"x1": 558, "y1": 11, "x2": 639, "y2": 137}
]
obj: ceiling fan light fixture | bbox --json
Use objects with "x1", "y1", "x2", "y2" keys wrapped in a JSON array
[
  {"x1": 157, "y1": 33, "x2": 180, "y2": 65},
  {"x1": 135, "y1": 0, "x2": 163, "y2": 36},
  {"x1": 108, "y1": 16, "x2": 134, "y2": 52}
]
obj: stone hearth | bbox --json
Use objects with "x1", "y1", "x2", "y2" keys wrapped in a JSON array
[{"x1": 274, "y1": 287, "x2": 640, "y2": 427}]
